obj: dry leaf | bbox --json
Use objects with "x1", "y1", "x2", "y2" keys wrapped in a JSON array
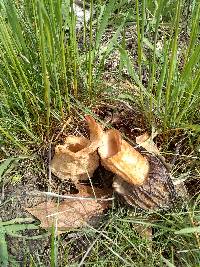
[
  {"x1": 136, "y1": 132, "x2": 160, "y2": 155},
  {"x1": 26, "y1": 186, "x2": 111, "y2": 234},
  {"x1": 27, "y1": 199, "x2": 104, "y2": 233}
]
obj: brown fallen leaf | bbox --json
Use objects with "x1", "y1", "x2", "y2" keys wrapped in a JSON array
[
  {"x1": 136, "y1": 132, "x2": 160, "y2": 155},
  {"x1": 26, "y1": 185, "x2": 112, "y2": 234},
  {"x1": 136, "y1": 132, "x2": 172, "y2": 171}
]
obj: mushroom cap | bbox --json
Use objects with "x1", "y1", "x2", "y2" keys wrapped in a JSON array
[{"x1": 51, "y1": 116, "x2": 104, "y2": 182}]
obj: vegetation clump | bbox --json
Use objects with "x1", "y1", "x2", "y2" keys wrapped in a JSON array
[{"x1": 0, "y1": 0, "x2": 199, "y2": 266}]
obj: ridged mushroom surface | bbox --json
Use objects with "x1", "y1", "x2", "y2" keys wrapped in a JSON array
[{"x1": 113, "y1": 147, "x2": 177, "y2": 210}]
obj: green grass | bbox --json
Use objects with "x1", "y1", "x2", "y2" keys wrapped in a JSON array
[
  {"x1": 118, "y1": 0, "x2": 200, "y2": 131},
  {"x1": 0, "y1": 0, "x2": 200, "y2": 266},
  {"x1": 0, "y1": 217, "x2": 41, "y2": 266},
  {"x1": 0, "y1": 0, "x2": 199, "y2": 149},
  {"x1": 0, "y1": 0, "x2": 123, "y2": 150},
  {"x1": 34, "y1": 200, "x2": 200, "y2": 266}
]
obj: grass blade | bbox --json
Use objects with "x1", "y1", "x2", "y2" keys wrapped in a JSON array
[{"x1": 0, "y1": 233, "x2": 8, "y2": 267}]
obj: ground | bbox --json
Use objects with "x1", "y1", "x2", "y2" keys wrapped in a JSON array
[{"x1": 1, "y1": 101, "x2": 199, "y2": 266}]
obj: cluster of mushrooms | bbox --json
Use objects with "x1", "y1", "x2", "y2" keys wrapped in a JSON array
[{"x1": 51, "y1": 116, "x2": 177, "y2": 210}]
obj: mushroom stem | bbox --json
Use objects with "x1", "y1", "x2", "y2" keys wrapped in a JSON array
[
  {"x1": 51, "y1": 135, "x2": 99, "y2": 182},
  {"x1": 98, "y1": 129, "x2": 150, "y2": 186}
]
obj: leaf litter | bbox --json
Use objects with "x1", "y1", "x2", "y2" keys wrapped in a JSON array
[{"x1": 26, "y1": 185, "x2": 113, "y2": 234}]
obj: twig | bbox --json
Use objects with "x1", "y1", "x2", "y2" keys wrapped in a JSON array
[
  {"x1": 54, "y1": 117, "x2": 72, "y2": 141},
  {"x1": 28, "y1": 191, "x2": 114, "y2": 202}
]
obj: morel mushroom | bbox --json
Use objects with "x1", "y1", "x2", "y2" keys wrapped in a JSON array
[
  {"x1": 51, "y1": 116, "x2": 104, "y2": 183},
  {"x1": 95, "y1": 124, "x2": 177, "y2": 210},
  {"x1": 51, "y1": 136, "x2": 100, "y2": 182},
  {"x1": 98, "y1": 129, "x2": 150, "y2": 186},
  {"x1": 113, "y1": 146, "x2": 177, "y2": 210}
]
